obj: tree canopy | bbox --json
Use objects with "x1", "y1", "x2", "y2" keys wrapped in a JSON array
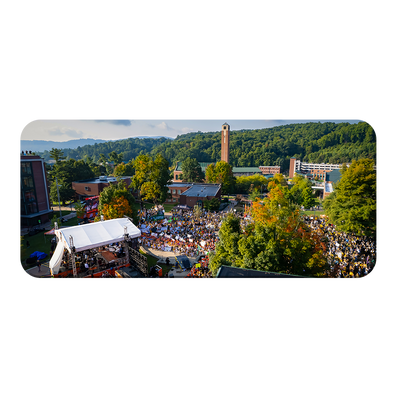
[
  {"x1": 209, "y1": 182, "x2": 329, "y2": 277},
  {"x1": 323, "y1": 159, "x2": 376, "y2": 236},
  {"x1": 130, "y1": 154, "x2": 171, "y2": 204},
  {"x1": 180, "y1": 157, "x2": 205, "y2": 182},
  {"x1": 38, "y1": 122, "x2": 376, "y2": 174},
  {"x1": 205, "y1": 161, "x2": 236, "y2": 195},
  {"x1": 97, "y1": 180, "x2": 139, "y2": 224}
]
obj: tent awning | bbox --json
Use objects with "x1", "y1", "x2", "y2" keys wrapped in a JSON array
[
  {"x1": 55, "y1": 217, "x2": 141, "y2": 253},
  {"x1": 50, "y1": 240, "x2": 65, "y2": 274}
]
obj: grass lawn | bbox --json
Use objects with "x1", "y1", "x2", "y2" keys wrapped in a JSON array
[
  {"x1": 301, "y1": 210, "x2": 325, "y2": 217},
  {"x1": 21, "y1": 211, "x2": 79, "y2": 269},
  {"x1": 163, "y1": 203, "x2": 178, "y2": 213},
  {"x1": 141, "y1": 202, "x2": 177, "y2": 213}
]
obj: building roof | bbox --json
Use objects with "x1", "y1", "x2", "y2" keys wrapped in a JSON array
[
  {"x1": 216, "y1": 265, "x2": 304, "y2": 278},
  {"x1": 232, "y1": 167, "x2": 261, "y2": 173},
  {"x1": 73, "y1": 176, "x2": 131, "y2": 184},
  {"x1": 181, "y1": 184, "x2": 221, "y2": 198},
  {"x1": 167, "y1": 183, "x2": 192, "y2": 188},
  {"x1": 325, "y1": 169, "x2": 342, "y2": 184}
]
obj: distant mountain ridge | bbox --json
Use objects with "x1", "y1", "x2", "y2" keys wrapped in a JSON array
[{"x1": 21, "y1": 136, "x2": 173, "y2": 153}]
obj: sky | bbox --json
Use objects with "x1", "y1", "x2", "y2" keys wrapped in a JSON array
[{"x1": 20, "y1": 119, "x2": 363, "y2": 142}]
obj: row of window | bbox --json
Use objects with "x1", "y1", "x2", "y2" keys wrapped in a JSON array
[
  {"x1": 169, "y1": 189, "x2": 182, "y2": 195},
  {"x1": 21, "y1": 162, "x2": 33, "y2": 175},
  {"x1": 22, "y1": 176, "x2": 34, "y2": 189}
]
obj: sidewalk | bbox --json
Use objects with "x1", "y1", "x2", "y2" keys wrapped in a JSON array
[
  {"x1": 141, "y1": 246, "x2": 199, "y2": 278},
  {"x1": 143, "y1": 246, "x2": 199, "y2": 265}
]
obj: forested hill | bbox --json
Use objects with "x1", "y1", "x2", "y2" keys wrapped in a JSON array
[
  {"x1": 150, "y1": 121, "x2": 376, "y2": 170},
  {"x1": 39, "y1": 137, "x2": 172, "y2": 163},
  {"x1": 39, "y1": 122, "x2": 376, "y2": 171}
]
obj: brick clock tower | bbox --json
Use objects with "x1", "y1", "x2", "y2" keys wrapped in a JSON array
[{"x1": 221, "y1": 122, "x2": 230, "y2": 163}]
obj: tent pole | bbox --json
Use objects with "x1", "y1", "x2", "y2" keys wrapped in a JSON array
[{"x1": 69, "y1": 235, "x2": 78, "y2": 277}]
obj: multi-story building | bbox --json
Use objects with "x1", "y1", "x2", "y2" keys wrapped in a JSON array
[
  {"x1": 21, "y1": 152, "x2": 52, "y2": 228},
  {"x1": 72, "y1": 175, "x2": 132, "y2": 199},
  {"x1": 258, "y1": 165, "x2": 281, "y2": 175},
  {"x1": 166, "y1": 183, "x2": 193, "y2": 203},
  {"x1": 289, "y1": 157, "x2": 349, "y2": 180},
  {"x1": 289, "y1": 158, "x2": 376, "y2": 199}
]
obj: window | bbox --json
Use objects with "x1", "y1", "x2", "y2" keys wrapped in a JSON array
[
  {"x1": 85, "y1": 186, "x2": 90, "y2": 191},
  {"x1": 21, "y1": 162, "x2": 32, "y2": 175},
  {"x1": 173, "y1": 190, "x2": 176, "y2": 194},
  {"x1": 24, "y1": 190, "x2": 36, "y2": 202},
  {"x1": 23, "y1": 176, "x2": 34, "y2": 189},
  {"x1": 178, "y1": 190, "x2": 181, "y2": 194}
]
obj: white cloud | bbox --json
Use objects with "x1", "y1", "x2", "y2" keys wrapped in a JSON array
[
  {"x1": 95, "y1": 120, "x2": 132, "y2": 126},
  {"x1": 156, "y1": 121, "x2": 174, "y2": 131},
  {"x1": 48, "y1": 127, "x2": 85, "y2": 138}
]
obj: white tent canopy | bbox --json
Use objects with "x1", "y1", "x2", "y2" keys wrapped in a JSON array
[
  {"x1": 55, "y1": 217, "x2": 141, "y2": 253},
  {"x1": 50, "y1": 240, "x2": 65, "y2": 275}
]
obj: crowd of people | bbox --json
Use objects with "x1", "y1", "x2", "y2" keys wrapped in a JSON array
[
  {"x1": 138, "y1": 207, "x2": 227, "y2": 257},
  {"x1": 137, "y1": 205, "x2": 376, "y2": 278},
  {"x1": 303, "y1": 216, "x2": 376, "y2": 278},
  {"x1": 185, "y1": 255, "x2": 212, "y2": 278}
]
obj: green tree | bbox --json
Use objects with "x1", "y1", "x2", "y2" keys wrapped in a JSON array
[
  {"x1": 98, "y1": 180, "x2": 139, "y2": 223},
  {"x1": 18, "y1": 236, "x2": 26, "y2": 260},
  {"x1": 74, "y1": 201, "x2": 85, "y2": 219},
  {"x1": 301, "y1": 186, "x2": 317, "y2": 209},
  {"x1": 113, "y1": 160, "x2": 135, "y2": 177},
  {"x1": 209, "y1": 183, "x2": 329, "y2": 277},
  {"x1": 108, "y1": 151, "x2": 123, "y2": 165},
  {"x1": 180, "y1": 157, "x2": 205, "y2": 182},
  {"x1": 50, "y1": 178, "x2": 75, "y2": 205},
  {"x1": 323, "y1": 158, "x2": 376, "y2": 236},
  {"x1": 130, "y1": 154, "x2": 171, "y2": 204},
  {"x1": 49, "y1": 148, "x2": 66, "y2": 163},
  {"x1": 204, "y1": 197, "x2": 220, "y2": 211},
  {"x1": 205, "y1": 161, "x2": 236, "y2": 195}
]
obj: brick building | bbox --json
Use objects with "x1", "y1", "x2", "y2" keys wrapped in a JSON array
[
  {"x1": 166, "y1": 183, "x2": 193, "y2": 203},
  {"x1": 259, "y1": 165, "x2": 281, "y2": 175},
  {"x1": 221, "y1": 122, "x2": 230, "y2": 163},
  {"x1": 179, "y1": 184, "x2": 222, "y2": 208},
  {"x1": 21, "y1": 152, "x2": 52, "y2": 228},
  {"x1": 72, "y1": 176, "x2": 132, "y2": 199}
]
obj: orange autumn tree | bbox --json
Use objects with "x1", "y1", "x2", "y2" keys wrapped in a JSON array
[
  {"x1": 247, "y1": 182, "x2": 328, "y2": 276},
  {"x1": 102, "y1": 196, "x2": 132, "y2": 220},
  {"x1": 97, "y1": 180, "x2": 138, "y2": 223}
]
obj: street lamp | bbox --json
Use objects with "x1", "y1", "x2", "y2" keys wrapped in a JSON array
[{"x1": 55, "y1": 177, "x2": 62, "y2": 219}]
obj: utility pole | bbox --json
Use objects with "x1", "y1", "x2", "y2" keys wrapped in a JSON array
[{"x1": 56, "y1": 177, "x2": 62, "y2": 219}]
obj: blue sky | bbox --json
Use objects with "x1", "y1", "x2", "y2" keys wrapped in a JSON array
[{"x1": 21, "y1": 119, "x2": 362, "y2": 142}]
